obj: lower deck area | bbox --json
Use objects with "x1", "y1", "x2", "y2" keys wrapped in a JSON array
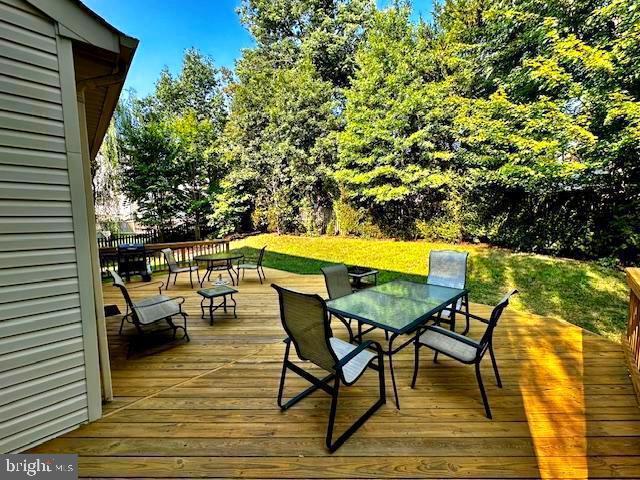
[{"x1": 31, "y1": 268, "x2": 640, "y2": 478}]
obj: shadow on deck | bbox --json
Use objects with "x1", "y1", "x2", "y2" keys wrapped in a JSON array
[{"x1": 31, "y1": 268, "x2": 640, "y2": 478}]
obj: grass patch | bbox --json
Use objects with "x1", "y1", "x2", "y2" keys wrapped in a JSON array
[{"x1": 233, "y1": 234, "x2": 628, "y2": 340}]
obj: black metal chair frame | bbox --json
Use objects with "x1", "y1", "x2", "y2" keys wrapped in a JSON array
[
  {"x1": 239, "y1": 245, "x2": 267, "y2": 284},
  {"x1": 162, "y1": 248, "x2": 201, "y2": 290},
  {"x1": 411, "y1": 290, "x2": 518, "y2": 419},
  {"x1": 272, "y1": 284, "x2": 386, "y2": 452},
  {"x1": 111, "y1": 273, "x2": 190, "y2": 357}
]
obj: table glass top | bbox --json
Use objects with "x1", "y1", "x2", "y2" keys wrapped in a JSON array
[
  {"x1": 198, "y1": 285, "x2": 238, "y2": 297},
  {"x1": 194, "y1": 251, "x2": 244, "y2": 261},
  {"x1": 326, "y1": 280, "x2": 466, "y2": 333}
]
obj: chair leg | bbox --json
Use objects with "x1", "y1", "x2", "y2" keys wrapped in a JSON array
[
  {"x1": 326, "y1": 357, "x2": 385, "y2": 453},
  {"x1": 166, "y1": 272, "x2": 171, "y2": 291},
  {"x1": 189, "y1": 270, "x2": 194, "y2": 288},
  {"x1": 118, "y1": 314, "x2": 127, "y2": 335},
  {"x1": 173, "y1": 273, "x2": 177, "y2": 286},
  {"x1": 258, "y1": 268, "x2": 263, "y2": 284},
  {"x1": 277, "y1": 342, "x2": 291, "y2": 409},
  {"x1": 332, "y1": 313, "x2": 354, "y2": 342},
  {"x1": 475, "y1": 362, "x2": 492, "y2": 419},
  {"x1": 411, "y1": 341, "x2": 420, "y2": 388},
  {"x1": 489, "y1": 345, "x2": 502, "y2": 388}
]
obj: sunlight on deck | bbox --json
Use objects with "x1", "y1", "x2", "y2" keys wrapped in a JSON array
[{"x1": 518, "y1": 326, "x2": 587, "y2": 478}]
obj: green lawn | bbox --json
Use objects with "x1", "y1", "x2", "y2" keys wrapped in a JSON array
[{"x1": 233, "y1": 234, "x2": 628, "y2": 341}]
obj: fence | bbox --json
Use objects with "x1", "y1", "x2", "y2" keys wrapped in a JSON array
[
  {"x1": 624, "y1": 268, "x2": 640, "y2": 405},
  {"x1": 97, "y1": 226, "x2": 219, "y2": 249},
  {"x1": 97, "y1": 232, "x2": 158, "y2": 248},
  {"x1": 99, "y1": 239, "x2": 230, "y2": 277}
]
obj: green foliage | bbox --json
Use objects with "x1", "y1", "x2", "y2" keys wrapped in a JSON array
[
  {"x1": 335, "y1": 0, "x2": 640, "y2": 262},
  {"x1": 211, "y1": 0, "x2": 372, "y2": 236},
  {"x1": 112, "y1": 0, "x2": 639, "y2": 263},
  {"x1": 116, "y1": 50, "x2": 228, "y2": 236}
]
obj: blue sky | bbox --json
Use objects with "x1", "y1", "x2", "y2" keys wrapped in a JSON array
[{"x1": 83, "y1": 0, "x2": 434, "y2": 97}]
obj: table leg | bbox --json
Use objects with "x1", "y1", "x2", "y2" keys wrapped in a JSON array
[
  {"x1": 388, "y1": 333, "x2": 400, "y2": 409},
  {"x1": 462, "y1": 293, "x2": 471, "y2": 335},
  {"x1": 231, "y1": 294, "x2": 237, "y2": 318},
  {"x1": 226, "y1": 261, "x2": 235, "y2": 286},
  {"x1": 450, "y1": 304, "x2": 457, "y2": 332}
]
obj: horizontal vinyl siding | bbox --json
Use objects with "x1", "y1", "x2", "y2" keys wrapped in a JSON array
[
  {"x1": 1, "y1": 410, "x2": 88, "y2": 453},
  {"x1": 0, "y1": 0, "x2": 89, "y2": 454}
]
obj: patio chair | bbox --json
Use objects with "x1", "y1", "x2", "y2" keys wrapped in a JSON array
[
  {"x1": 427, "y1": 250, "x2": 470, "y2": 333},
  {"x1": 162, "y1": 248, "x2": 200, "y2": 290},
  {"x1": 411, "y1": 289, "x2": 518, "y2": 419},
  {"x1": 321, "y1": 264, "x2": 356, "y2": 342},
  {"x1": 272, "y1": 284, "x2": 386, "y2": 452},
  {"x1": 238, "y1": 245, "x2": 267, "y2": 284},
  {"x1": 110, "y1": 269, "x2": 189, "y2": 357},
  {"x1": 322, "y1": 264, "x2": 388, "y2": 343}
]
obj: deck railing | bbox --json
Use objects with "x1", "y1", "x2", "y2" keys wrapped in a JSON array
[
  {"x1": 99, "y1": 239, "x2": 230, "y2": 276},
  {"x1": 624, "y1": 267, "x2": 640, "y2": 404}
]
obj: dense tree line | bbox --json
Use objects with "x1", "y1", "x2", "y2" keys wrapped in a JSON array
[{"x1": 107, "y1": 0, "x2": 640, "y2": 262}]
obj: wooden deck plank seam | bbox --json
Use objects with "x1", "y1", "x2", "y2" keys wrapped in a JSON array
[{"x1": 102, "y1": 345, "x2": 267, "y2": 419}]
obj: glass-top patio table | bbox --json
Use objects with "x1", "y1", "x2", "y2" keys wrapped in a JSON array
[
  {"x1": 327, "y1": 280, "x2": 469, "y2": 408},
  {"x1": 194, "y1": 251, "x2": 244, "y2": 287}
]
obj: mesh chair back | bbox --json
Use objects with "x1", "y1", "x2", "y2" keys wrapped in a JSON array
[
  {"x1": 272, "y1": 284, "x2": 338, "y2": 373},
  {"x1": 109, "y1": 269, "x2": 134, "y2": 310},
  {"x1": 162, "y1": 248, "x2": 178, "y2": 271},
  {"x1": 257, "y1": 245, "x2": 267, "y2": 266},
  {"x1": 321, "y1": 264, "x2": 352, "y2": 300},
  {"x1": 479, "y1": 289, "x2": 518, "y2": 353},
  {"x1": 427, "y1": 250, "x2": 468, "y2": 289}
]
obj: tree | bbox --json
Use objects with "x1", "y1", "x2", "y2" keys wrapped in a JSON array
[
  {"x1": 337, "y1": 5, "x2": 470, "y2": 237},
  {"x1": 117, "y1": 49, "x2": 228, "y2": 239},
  {"x1": 212, "y1": 0, "x2": 373, "y2": 235},
  {"x1": 336, "y1": 0, "x2": 639, "y2": 260}
]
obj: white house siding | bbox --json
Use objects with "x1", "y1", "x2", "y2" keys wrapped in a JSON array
[{"x1": 0, "y1": 0, "x2": 98, "y2": 453}]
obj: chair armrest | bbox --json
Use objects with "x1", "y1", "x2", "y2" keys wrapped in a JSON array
[
  {"x1": 337, "y1": 340, "x2": 381, "y2": 368},
  {"x1": 424, "y1": 325, "x2": 480, "y2": 349},
  {"x1": 135, "y1": 296, "x2": 185, "y2": 309},
  {"x1": 127, "y1": 280, "x2": 165, "y2": 294},
  {"x1": 466, "y1": 312, "x2": 489, "y2": 324}
]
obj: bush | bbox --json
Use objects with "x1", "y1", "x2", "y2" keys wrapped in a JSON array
[{"x1": 416, "y1": 218, "x2": 462, "y2": 242}]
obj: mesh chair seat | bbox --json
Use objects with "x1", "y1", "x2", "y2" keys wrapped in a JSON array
[
  {"x1": 418, "y1": 325, "x2": 478, "y2": 362},
  {"x1": 238, "y1": 263, "x2": 258, "y2": 269},
  {"x1": 329, "y1": 337, "x2": 377, "y2": 383},
  {"x1": 133, "y1": 296, "x2": 182, "y2": 325},
  {"x1": 171, "y1": 265, "x2": 199, "y2": 273},
  {"x1": 438, "y1": 299, "x2": 463, "y2": 319}
]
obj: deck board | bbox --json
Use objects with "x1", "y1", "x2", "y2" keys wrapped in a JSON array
[{"x1": 30, "y1": 268, "x2": 640, "y2": 478}]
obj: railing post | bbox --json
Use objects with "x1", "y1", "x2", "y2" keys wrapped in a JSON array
[{"x1": 623, "y1": 268, "x2": 640, "y2": 405}]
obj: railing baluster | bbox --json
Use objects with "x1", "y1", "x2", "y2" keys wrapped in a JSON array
[{"x1": 624, "y1": 268, "x2": 640, "y2": 406}]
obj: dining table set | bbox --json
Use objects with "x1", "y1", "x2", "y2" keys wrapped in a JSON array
[{"x1": 326, "y1": 279, "x2": 469, "y2": 408}]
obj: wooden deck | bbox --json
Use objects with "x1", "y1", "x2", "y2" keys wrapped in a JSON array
[{"x1": 31, "y1": 268, "x2": 640, "y2": 478}]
